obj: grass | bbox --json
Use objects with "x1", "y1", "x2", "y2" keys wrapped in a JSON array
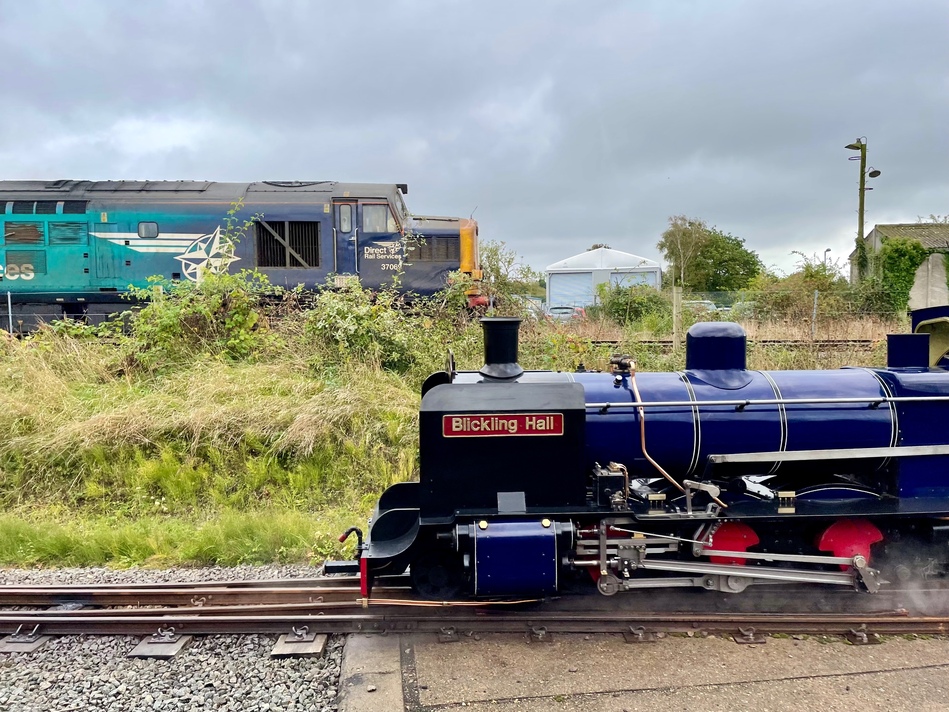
[
  {"x1": 0, "y1": 508, "x2": 356, "y2": 567},
  {"x1": 0, "y1": 355, "x2": 417, "y2": 512},
  {"x1": 0, "y1": 324, "x2": 419, "y2": 565},
  {"x1": 0, "y1": 287, "x2": 898, "y2": 568}
]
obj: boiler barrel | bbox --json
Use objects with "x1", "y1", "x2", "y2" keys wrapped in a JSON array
[{"x1": 575, "y1": 368, "x2": 896, "y2": 479}]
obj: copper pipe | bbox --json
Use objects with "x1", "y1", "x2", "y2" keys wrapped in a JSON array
[
  {"x1": 629, "y1": 367, "x2": 728, "y2": 509},
  {"x1": 629, "y1": 365, "x2": 684, "y2": 495}
]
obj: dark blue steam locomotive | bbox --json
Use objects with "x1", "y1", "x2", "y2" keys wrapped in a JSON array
[{"x1": 336, "y1": 315, "x2": 949, "y2": 599}]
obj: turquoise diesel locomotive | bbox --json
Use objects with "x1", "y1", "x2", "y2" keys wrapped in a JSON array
[{"x1": 0, "y1": 180, "x2": 484, "y2": 328}]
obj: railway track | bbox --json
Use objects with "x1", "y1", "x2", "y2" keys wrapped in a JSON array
[
  {"x1": 2, "y1": 575, "x2": 948, "y2": 640},
  {"x1": 0, "y1": 575, "x2": 385, "y2": 607}
]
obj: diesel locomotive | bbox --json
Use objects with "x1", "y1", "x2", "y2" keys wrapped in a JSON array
[
  {"x1": 0, "y1": 179, "x2": 484, "y2": 328},
  {"x1": 335, "y1": 315, "x2": 949, "y2": 599}
]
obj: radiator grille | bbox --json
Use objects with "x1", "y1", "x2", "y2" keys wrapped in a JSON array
[
  {"x1": 5, "y1": 222, "x2": 44, "y2": 244},
  {"x1": 4, "y1": 250, "x2": 47, "y2": 274},
  {"x1": 288, "y1": 221, "x2": 320, "y2": 267},
  {"x1": 62, "y1": 201, "x2": 87, "y2": 214},
  {"x1": 49, "y1": 222, "x2": 88, "y2": 245},
  {"x1": 408, "y1": 236, "x2": 460, "y2": 262},
  {"x1": 255, "y1": 221, "x2": 286, "y2": 268},
  {"x1": 255, "y1": 221, "x2": 320, "y2": 268}
]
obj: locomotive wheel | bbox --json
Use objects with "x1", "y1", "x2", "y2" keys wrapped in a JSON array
[
  {"x1": 817, "y1": 519, "x2": 883, "y2": 571},
  {"x1": 410, "y1": 550, "x2": 466, "y2": 600}
]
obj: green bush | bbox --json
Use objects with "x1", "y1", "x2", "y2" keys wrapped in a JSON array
[
  {"x1": 302, "y1": 281, "x2": 478, "y2": 379},
  {"x1": 122, "y1": 269, "x2": 279, "y2": 370},
  {"x1": 878, "y1": 237, "x2": 929, "y2": 313},
  {"x1": 596, "y1": 284, "x2": 671, "y2": 325}
]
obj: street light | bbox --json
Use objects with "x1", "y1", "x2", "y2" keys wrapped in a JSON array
[
  {"x1": 845, "y1": 137, "x2": 882, "y2": 279},
  {"x1": 824, "y1": 248, "x2": 831, "y2": 268}
]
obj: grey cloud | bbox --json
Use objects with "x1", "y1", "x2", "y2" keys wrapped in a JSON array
[{"x1": 0, "y1": 0, "x2": 946, "y2": 274}]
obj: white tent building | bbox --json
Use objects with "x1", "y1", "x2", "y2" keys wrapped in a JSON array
[{"x1": 545, "y1": 247, "x2": 661, "y2": 307}]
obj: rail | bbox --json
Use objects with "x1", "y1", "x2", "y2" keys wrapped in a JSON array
[
  {"x1": 2, "y1": 578, "x2": 949, "y2": 638},
  {"x1": 1, "y1": 609, "x2": 948, "y2": 638}
]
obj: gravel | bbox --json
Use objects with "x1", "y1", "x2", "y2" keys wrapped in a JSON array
[
  {"x1": 0, "y1": 564, "x2": 323, "y2": 587},
  {"x1": 0, "y1": 566, "x2": 344, "y2": 712}
]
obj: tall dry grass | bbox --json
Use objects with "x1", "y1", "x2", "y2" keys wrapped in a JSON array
[
  {"x1": 550, "y1": 314, "x2": 903, "y2": 344},
  {"x1": 739, "y1": 316, "x2": 903, "y2": 342},
  {"x1": 0, "y1": 332, "x2": 418, "y2": 518}
]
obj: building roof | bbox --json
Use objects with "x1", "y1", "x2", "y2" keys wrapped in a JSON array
[
  {"x1": 546, "y1": 247, "x2": 660, "y2": 272},
  {"x1": 870, "y1": 223, "x2": 949, "y2": 250}
]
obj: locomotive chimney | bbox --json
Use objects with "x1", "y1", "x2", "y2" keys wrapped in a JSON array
[{"x1": 480, "y1": 317, "x2": 524, "y2": 380}]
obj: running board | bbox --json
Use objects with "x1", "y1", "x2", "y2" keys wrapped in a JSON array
[{"x1": 707, "y1": 444, "x2": 949, "y2": 466}]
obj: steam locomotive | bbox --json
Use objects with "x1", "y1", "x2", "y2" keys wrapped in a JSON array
[
  {"x1": 334, "y1": 315, "x2": 949, "y2": 599},
  {"x1": 0, "y1": 180, "x2": 484, "y2": 329}
]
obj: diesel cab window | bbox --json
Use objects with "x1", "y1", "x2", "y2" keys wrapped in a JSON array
[{"x1": 363, "y1": 205, "x2": 396, "y2": 233}]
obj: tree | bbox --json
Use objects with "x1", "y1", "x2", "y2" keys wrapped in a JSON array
[
  {"x1": 687, "y1": 229, "x2": 762, "y2": 292},
  {"x1": 656, "y1": 215, "x2": 708, "y2": 288},
  {"x1": 588, "y1": 243, "x2": 612, "y2": 251},
  {"x1": 478, "y1": 240, "x2": 544, "y2": 305}
]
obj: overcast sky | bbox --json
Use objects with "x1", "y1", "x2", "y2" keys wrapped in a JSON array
[{"x1": 1, "y1": 0, "x2": 946, "y2": 276}]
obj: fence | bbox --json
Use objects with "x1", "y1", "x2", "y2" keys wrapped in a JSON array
[{"x1": 589, "y1": 286, "x2": 907, "y2": 345}]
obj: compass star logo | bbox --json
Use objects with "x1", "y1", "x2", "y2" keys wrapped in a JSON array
[{"x1": 175, "y1": 226, "x2": 240, "y2": 281}]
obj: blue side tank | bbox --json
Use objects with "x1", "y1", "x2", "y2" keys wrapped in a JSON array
[{"x1": 874, "y1": 367, "x2": 949, "y2": 496}]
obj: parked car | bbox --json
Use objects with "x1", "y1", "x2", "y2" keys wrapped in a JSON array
[
  {"x1": 507, "y1": 295, "x2": 546, "y2": 320},
  {"x1": 730, "y1": 300, "x2": 758, "y2": 318},
  {"x1": 546, "y1": 305, "x2": 587, "y2": 322},
  {"x1": 683, "y1": 300, "x2": 718, "y2": 313}
]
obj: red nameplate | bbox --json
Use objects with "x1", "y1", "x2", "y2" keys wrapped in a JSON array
[{"x1": 442, "y1": 413, "x2": 564, "y2": 437}]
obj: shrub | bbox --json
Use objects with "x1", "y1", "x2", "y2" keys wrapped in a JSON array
[
  {"x1": 878, "y1": 237, "x2": 929, "y2": 314},
  {"x1": 122, "y1": 270, "x2": 280, "y2": 371},
  {"x1": 303, "y1": 281, "x2": 467, "y2": 377},
  {"x1": 596, "y1": 284, "x2": 671, "y2": 325}
]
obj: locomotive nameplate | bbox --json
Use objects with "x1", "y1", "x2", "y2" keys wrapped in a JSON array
[{"x1": 442, "y1": 413, "x2": 564, "y2": 437}]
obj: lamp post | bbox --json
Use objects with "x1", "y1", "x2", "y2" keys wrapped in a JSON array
[
  {"x1": 823, "y1": 248, "x2": 831, "y2": 268},
  {"x1": 845, "y1": 138, "x2": 881, "y2": 280}
]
